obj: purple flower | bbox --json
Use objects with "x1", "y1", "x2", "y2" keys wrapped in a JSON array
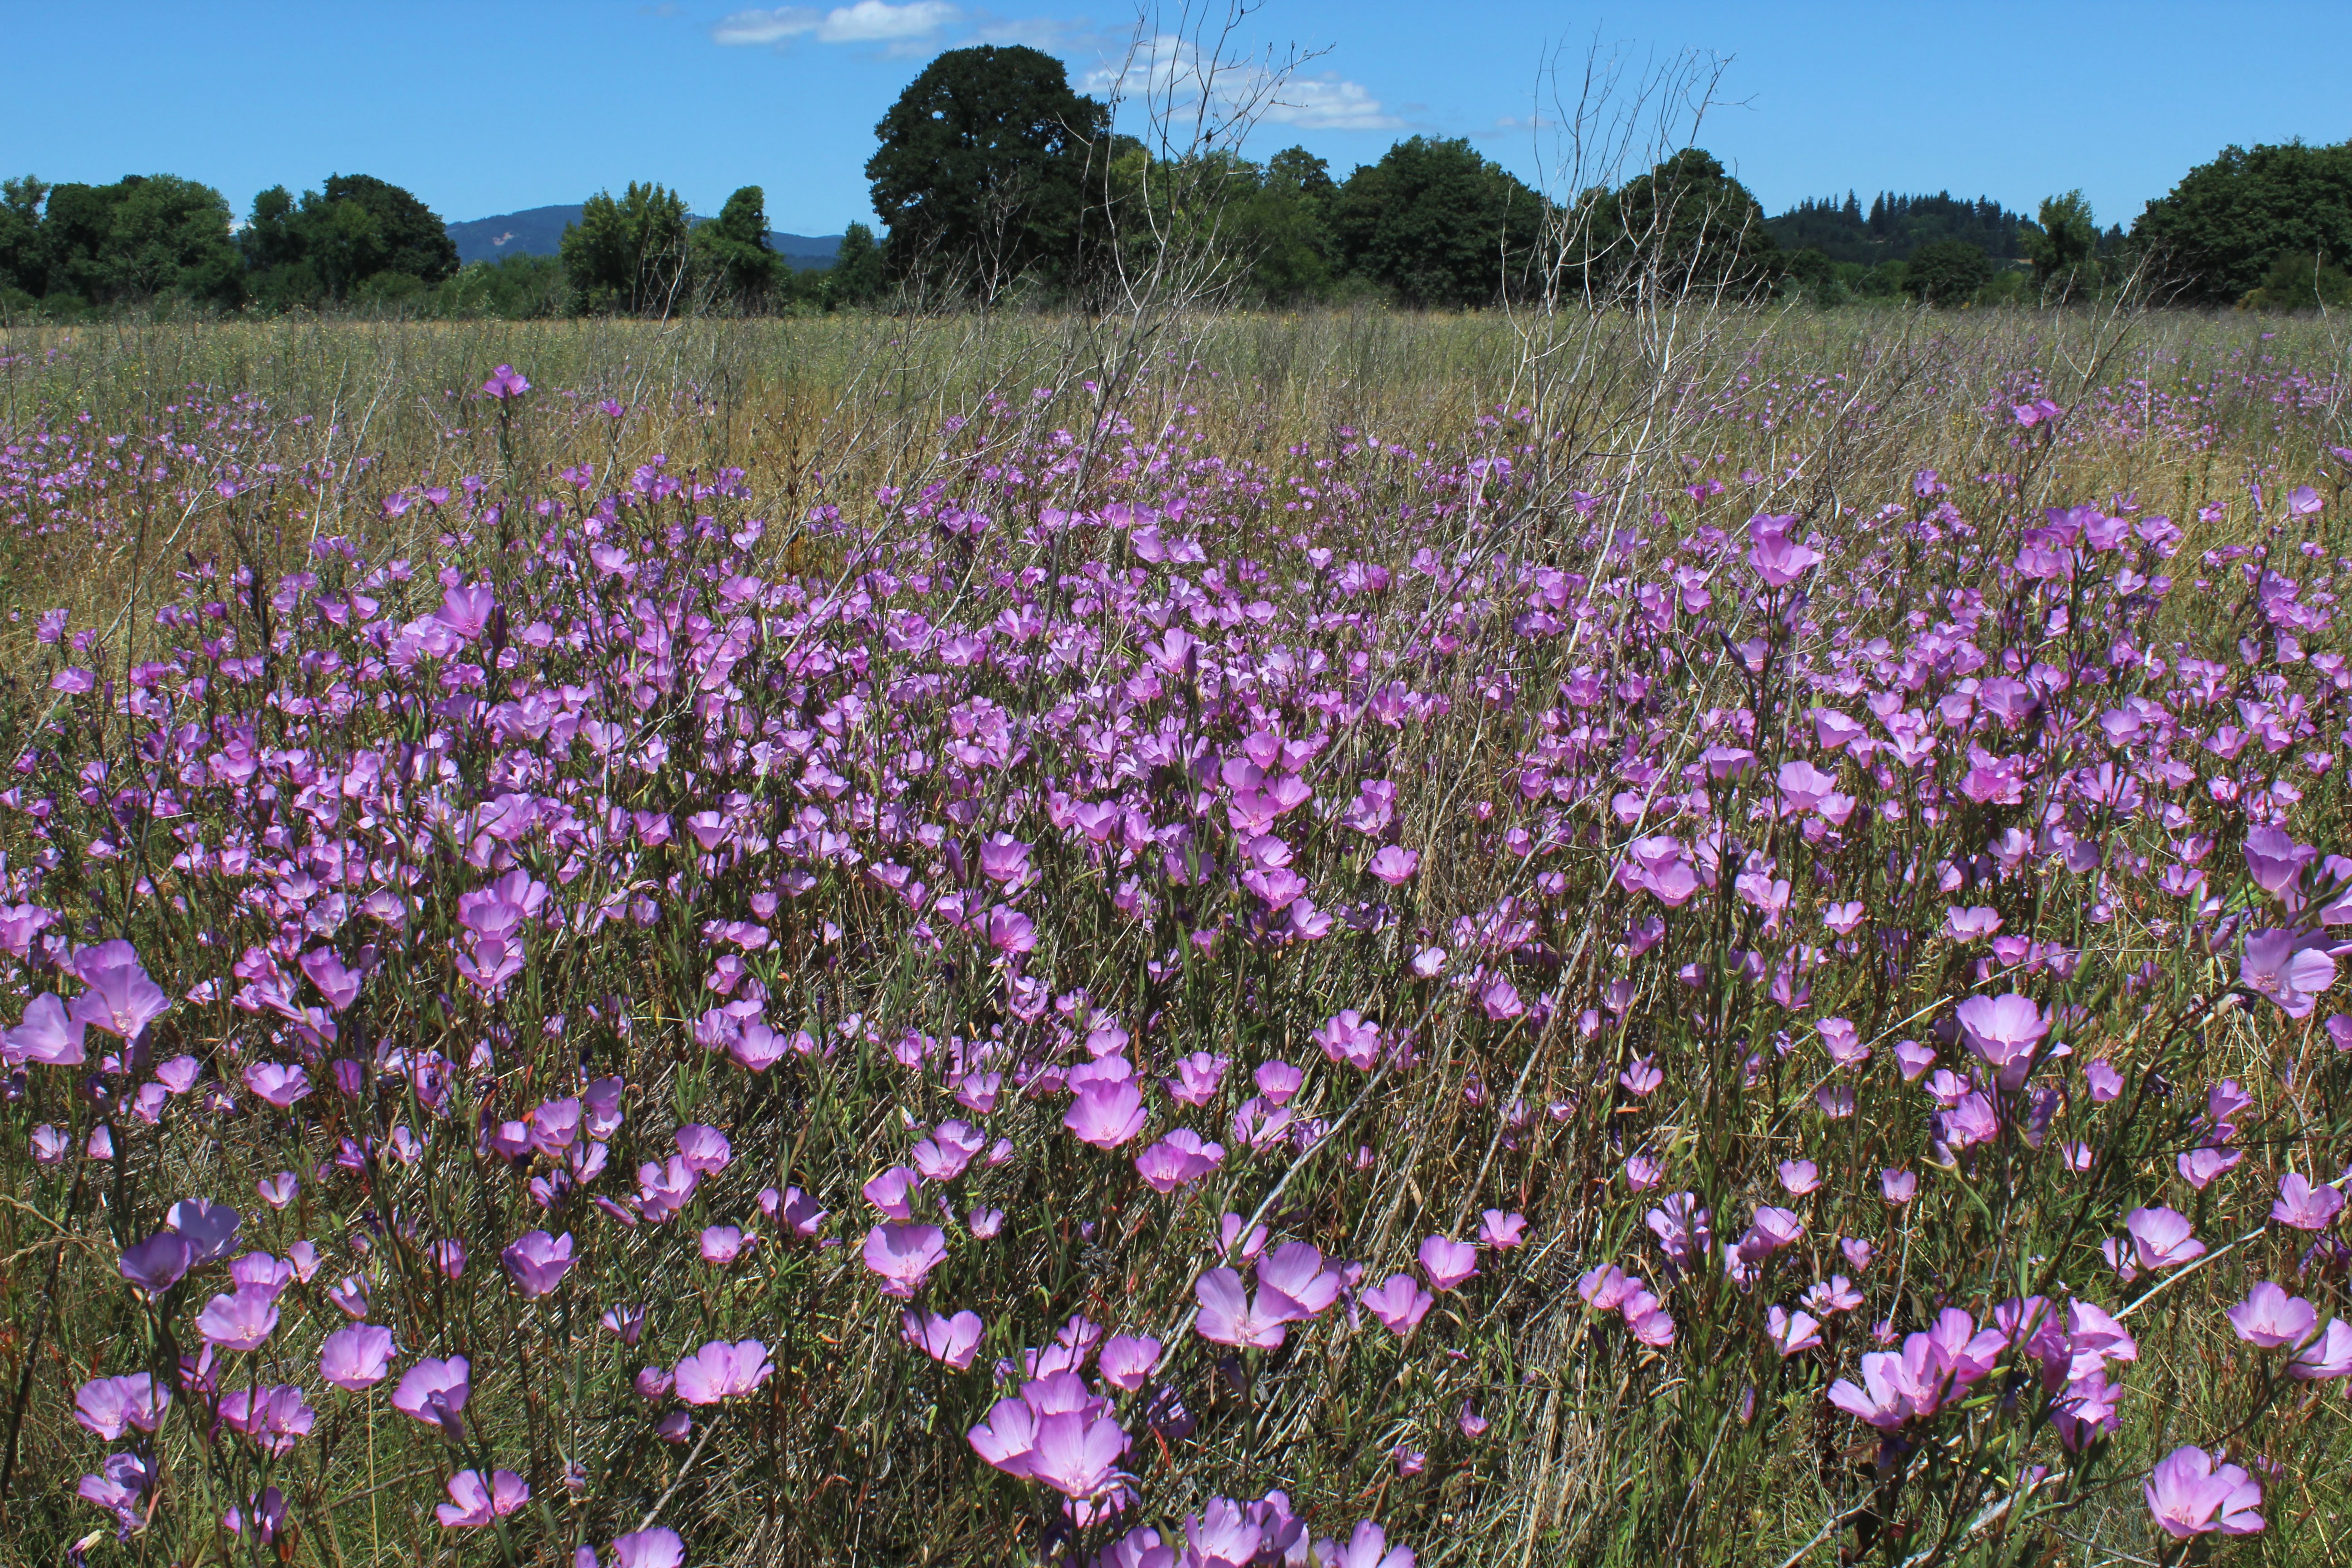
[
  {"x1": 118, "y1": 1231, "x2": 193, "y2": 1294},
  {"x1": 2289, "y1": 1318, "x2": 2352, "y2": 1380},
  {"x1": 299, "y1": 946, "x2": 364, "y2": 1010},
  {"x1": 1258, "y1": 1242, "x2": 1343, "y2": 1318},
  {"x1": 1478, "y1": 1210, "x2": 1527, "y2": 1248},
  {"x1": 1314, "y1": 1011, "x2": 1383, "y2": 1070},
  {"x1": 2229, "y1": 1283, "x2": 2318, "y2": 1349},
  {"x1": 2241, "y1": 927, "x2": 2337, "y2": 1018},
  {"x1": 1416, "y1": 1235, "x2": 1479, "y2": 1291},
  {"x1": 1313, "y1": 1521, "x2": 1415, "y2": 1568},
  {"x1": 437, "y1": 1468, "x2": 529, "y2": 1528},
  {"x1": 6, "y1": 993, "x2": 84, "y2": 1064},
  {"x1": 861, "y1": 1222, "x2": 947, "y2": 1297},
  {"x1": 2273, "y1": 1172, "x2": 2345, "y2": 1230},
  {"x1": 608, "y1": 1529, "x2": 686, "y2": 1568},
  {"x1": 1954, "y1": 993, "x2": 2048, "y2": 1087},
  {"x1": 968, "y1": 1394, "x2": 1043, "y2": 1479},
  {"x1": 196, "y1": 1285, "x2": 280, "y2": 1350},
  {"x1": 673, "y1": 1338, "x2": 773, "y2": 1404},
  {"x1": 1097, "y1": 1332, "x2": 1161, "y2": 1391},
  {"x1": 2244, "y1": 826, "x2": 2318, "y2": 904},
  {"x1": 74, "y1": 1374, "x2": 170, "y2": 1440},
  {"x1": 320, "y1": 1324, "x2": 397, "y2": 1391},
  {"x1": 1135, "y1": 1129, "x2": 1224, "y2": 1191},
  {"x1": 67, "y1": 941, "x2": 170, "y2": 1040},
  {"x1": 1360, "y1": 1274, "x2": 1434, "y2": 1338},
  {"x1": 1767, "y1": 1306, "x2": 1823, "y2": 1357},
  {"x1": 1064, "y1": 1079, "x2": 1148, "y2": 1149},
  {"x1": 1024, "y1": 1410, "x2": 1130, "y2": 1499},
  {"x1": 226, "y1": 1484, "x2": 291, "y2": 1544},
  {"x1": 218, "y1": 1384, "x2": 315, "y2": 1455},
  {"x1": 240, "y1": 1061, "x2": 311, "y2": 1108},
  {"x1": 391, "y1": 1356, "x2": 470, "y2": 1436},
  {"x1": 1745, "y1": 515, "x2": 1823, "y2": 587},
  {"x1": 902, "y1": 1308, "x2": 985, "y2": 1369},
  {"x1": 699, "y1": 1225, "x2": 750, "y2": 1264},
  {"x1": 983, "y1": 904, "x2": 1035, "y2": 956},
  {"x1": 674, "y1": 1123, "x2": 732, "y2": 1175},
  {"x1": 1193, "y1": 1268, "x2": 1294, "y2": 1349},
  {"x1": 78, "y1": 1451, "x2": 153, "y2": 1535},
  {"x1": 864, "y1": 1165, "x2": 921, "y2": 1220},
  {"x1": 2123, "y1": 1206, "x2": 2206, "y2": 1271},
  {"x1": 480, "y1": 364, "x2": 531, "y2": 400},
  {"x1": 166, "y1": 1198, "x2": 242, "y2": 1264},
  {"x1": 1367, "y1": 846, "x2": 1419, "y2": 885},
  {"x1": 2145, "y1": 1445, "x2": 2263, "y2": 1538},
  {"x1": 502, "y1": 1230, "x2": 575, "y2": 1297}
]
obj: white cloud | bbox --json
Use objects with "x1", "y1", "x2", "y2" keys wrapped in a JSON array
[
  {"x1": 711, "y1": 1, "x2": 958, "y2": 47},
  {"x1": 1085, "y1": 37, "x2": 1400, "y2": 139},
  {"x1": 712, "y1": 6, "x2": 818, "y2": 44},
  {"x1": 818, "y1": 0, "x2": 957, "y2": 41},
  {"x1": 1263, "y1": 74, "x2": 1401, "y2": 132}
]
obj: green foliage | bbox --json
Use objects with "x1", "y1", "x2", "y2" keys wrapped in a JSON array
[
  {"x1": 0, "y1": 176, "x2": 49, "y2": 297},
  {"x1": 865, "y1": 44, "x2": 1111, "y2": 297},
  {"x1": 561, "y1": 182, "x2": 691, "y2": 314},
  {"x1": 2134, "y1": 139, "x2": 2352, "y2": 305},
  {"x1": 1232, "y1": 147, "x2": 1341, "y2": 303},
  {"x1": 1901, "y1": 239, "x2": 1993, "y2": 306},
  {"x1": 1331, "y1": 136, "x2": 1541, "y2": 309},
  {"x1": 1781, "y1": 245, "x2": 1848, "y2": 307},
  {"x1": 34, "y1": 174, "x2": 243, "y2": 307},
  {"x1": 691, "y1": 185, "x2": 784, "y2": 306},
  {"x1": 430, "y1": 254, "x2": 568, "y2": 319},
  {"x1": 2243, "y1": 250, "x2": 2352, "y2": 313},
  {"x1": 1578, "y1": 148, "x2": 1779, "y2": 302},
  {"x1": 825, "y1": 220, "x2": 887, "y2": 308},
  {"x1": 1767, "y1": 190, "x2": 2024, "y2": 265},
  {"x1": 2019, "y1": 190, "x2": 2101, "y2": 302},
  {"x1": 1855, "y1": 258, "x2": 1906, "y2": 298}
]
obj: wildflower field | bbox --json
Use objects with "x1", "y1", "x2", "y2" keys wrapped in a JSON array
[{"x1": 6, "y1": 302, "x2": 2352, "y2": 1567}]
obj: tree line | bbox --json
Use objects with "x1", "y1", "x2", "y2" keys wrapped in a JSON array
[{"x1": 5, "y1": 42, "x2": 2352, "y2": 318}]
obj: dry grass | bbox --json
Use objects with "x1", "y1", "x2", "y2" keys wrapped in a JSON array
[{"x1": 3, "y1": 299, "x2": 2352, "y2": 1567}]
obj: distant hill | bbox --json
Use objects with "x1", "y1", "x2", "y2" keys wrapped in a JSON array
[
  {"x1": 1766, "y1": 191, "x2": 2027, "y2": 266},
  {"x1": 446, "y1": 205, "x2": 843, "y2": 271}
]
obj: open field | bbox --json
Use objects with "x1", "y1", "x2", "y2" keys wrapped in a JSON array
[{"x1": 6, "y1": 301, "x2": 2352, "y2": 1567}]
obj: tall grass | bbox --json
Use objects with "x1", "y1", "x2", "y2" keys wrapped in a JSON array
[{"x1": 3, "y1": 298, "x2": 2352, "y2": 1567}]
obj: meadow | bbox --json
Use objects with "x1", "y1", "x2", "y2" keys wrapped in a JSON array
[{"x1": 4, "y1": 297, "x2": 2352, "y2": 1567}]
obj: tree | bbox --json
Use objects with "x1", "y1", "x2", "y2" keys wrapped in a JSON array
[
  {"x1": 560, "y1": 182, "x2": 691, "y2": 314},
  {"x1": 1782, "y1": 245, "x2": 1846, "y2": 307},
  {"x1": 1581, "y1": 149, "x2": 1779, "y2": 301},
  {"x1": 434, "y1": 254, "x2": 567, "y2": 320},
  {"x1": 38, "y1": 175, "x2": 242, "y2": 306},
  {"x1": 2134, "y1": 140, "x2": 2352, "y2": 305},
  {"x1": 1902, "y1": 239, "x2": 1992, "y2": 307},
  {"x1": 2019, "y1": 190, "x2": 2100, "y2": 301},
  {"x1": 691, "y1": 186, "x2": 782, "y2": 305},
  {"x1": 2243, "y1": 250, "x2": 2352, "y2": 313},
  {"x1": 240, "y1": 174, "x2": 457, "y2": 309},
  {"x1": 824, "y1": 221, "x2": 886, "y2": 308},
  {"x1": 865, "y1": 44, "x2": 1111, "y2": 296},
  {"x1": 1232, "y1": 147, "x2": 1340, "y2": 303},
  {"x1": 0, "y1": 177, "x2": 46, "y2": 299},
  {"x1": 1331, "y1": 137, "x2": 1542, "y2": 309}
]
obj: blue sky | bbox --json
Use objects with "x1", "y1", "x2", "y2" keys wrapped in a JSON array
[{"x1": 5, "y1": 1, "x2": 2349, "y2": 237}]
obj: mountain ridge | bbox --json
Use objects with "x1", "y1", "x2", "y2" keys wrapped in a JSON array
[{"x1": 446, "y1": 205, "x2": 843, "y2": 270}]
